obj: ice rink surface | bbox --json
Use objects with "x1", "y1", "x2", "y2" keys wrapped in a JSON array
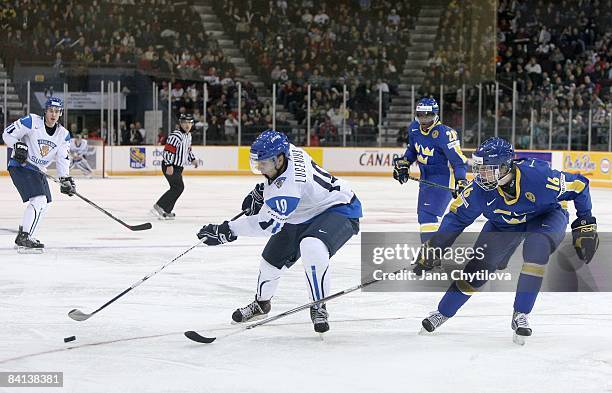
[{"x1": 1, "y1": 175, "x2": 611, "y2": 393}]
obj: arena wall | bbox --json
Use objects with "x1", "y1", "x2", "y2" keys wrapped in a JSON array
[{"x1": 2, "y1": 146, "x2": 612, "y2": 188}]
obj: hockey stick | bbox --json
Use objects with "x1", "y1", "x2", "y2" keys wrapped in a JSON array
[
  {"x1": 42, "y1": 171, "x2": 152, "y2": 231},
  {"x1": 185, "y1": 264, "x2": 413, "y2": 343},
  {"x1": 407, "y1": 175, "x2": 455, "y2": 192},
  {"x1": 68, "y1": 210, "x2": 247, "y2": 322}
]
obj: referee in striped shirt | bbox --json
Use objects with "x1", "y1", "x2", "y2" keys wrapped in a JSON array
[{"x1": 152, "y1": 113, "x2": 198, "y2": 219}]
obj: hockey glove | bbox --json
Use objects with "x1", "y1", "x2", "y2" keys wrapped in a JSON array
[
  {"x1": 197, "y1": 221, "x2": 237, "y2": 246},
  {"x1": 393, "y1": 157, "x2": 411, "y2": 184},
  {"x1": 59, "y1": 176, "x2": 76, "y2": 196},
  {"x1": 571, "y1": 216, "x2": 599, "y2": 264},
  {"x1": 412, "y1": 240, "x2": 442, "y2": 276},
  {"x1": 241, "y1": 183, "x2": 265, "y2": 216},
  {"x1": 452, "y1": 179, "x2": 469, "y2": 199},
  {"x1": 13, "y1": 141, "x2": 29, "y2": 164}
]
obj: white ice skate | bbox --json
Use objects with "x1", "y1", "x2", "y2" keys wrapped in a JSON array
[
  {"x1": 420, "y1": 310, "x2": 449, "y2": 334},
  {"x1": 151, "y1": 204, "x2": 175, "y2": 220}
]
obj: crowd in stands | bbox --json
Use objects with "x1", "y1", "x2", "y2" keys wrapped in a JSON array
[
  {"x1": 423, "y1": 0, "x2": 611, "y2": 150},
  {"x1": 0, "y1": 0, "x2": 234, "y2": 80},
  {"x1": 153, "y1": 77, "x2": 272, "y2": 145},
  {"x1": 496, "y1": 0, "x2": 611, "y2": 149},
  {"x1": 1, "y1": 0, "x2": 611, "y2": 149},
  {"x1": 216, "y1": 0, "x2": 419, "y2": 145}
]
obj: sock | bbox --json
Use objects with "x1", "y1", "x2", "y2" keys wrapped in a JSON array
[
  {"x1": 300, "y1": 237, "x2": 331, "y2": 302},
  {"x1": 256, "y1": 259, "x2": 284, "y2": 302},
  {"x1": 22, "y1": 195, "x2": 48, "y2": 238}
]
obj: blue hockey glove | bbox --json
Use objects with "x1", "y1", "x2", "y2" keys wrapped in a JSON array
[
  {"x1": 241, "y1": 183, "x2": 264, "y2": 216},
  {"x1": 571, "y1": 216, "x2": 599, "y2": 264},
  {"x1": 59, "y1": 176, "x2": 76, "y2": 196},
  {"x1": 197, "y1": 221, "x2": 237, "y2": 246},
  {"x1": 452, "y1": 179, "x2": 469, "y2": 198},
  {"x1": 393, "y1": 157, "x2": 411, "y2": 184},
  {"x1": 13, "y1": 141, "x2": 28, "y2": 164}
]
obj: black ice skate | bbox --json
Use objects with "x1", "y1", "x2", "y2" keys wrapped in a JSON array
[
  {"x1": 14, "y1": 226, "x2": 44, "y2": 254},
  {"x1": 420, "y1": 310, "x2": 449, "y2": 333},
  {"x1": 310, "y1": 304, "x2": 329, "y2": 333},
  {"x1": 511, "y1": 311, "x2": 532, "y2": 345},
  {"x1": 232, "y1": 297, "x2": 271, "y2": 323}
]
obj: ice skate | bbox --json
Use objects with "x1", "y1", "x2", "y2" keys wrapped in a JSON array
[
  {"x1": 232, "y1": 297, "x2": 271, "y2": 324},
  {"x1": 14, "y1": 226, "x2": 44, "y2": 254},
  {"x1": 151, "y1": 204, "x2": 174, "y2": 220},
  {"x1": 420, "y1": 310, "x2": 449, "y2": 334},
  {"x1": 511, "y1": 311, "x2": 532, "y2": 345},
  {"x1": 310, "y1": 304, "x2": 329, "y2": 333}
]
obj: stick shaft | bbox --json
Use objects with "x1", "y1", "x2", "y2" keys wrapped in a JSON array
[
  {"x1": 247, "y1": 266, "x2": 407, "y2": 329},
  {"x1": 408, "y1": 175, "x2": 454, "y2": 192},
  {"x1": 82, "y1": 239, "x2": 206, "y2": 318},
  {"x1": 72, "y1": 210, "x2": 247, "y2": 320},
  {"x1": 43, "y1": 172, "x2": 151, "y2": 230}
]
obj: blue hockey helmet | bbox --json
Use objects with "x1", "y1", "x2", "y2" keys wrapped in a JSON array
[
  {"x1": 472, "y1": 137, "x2": 515, "y2": 190},
  {"x1": 415, "y1": 97, "x2": 439, "y2": 128},
  {"x1": 44, "y1": 96, "x2": 64, "y2": 115},
  {"x1": 249, "y1": 130, "x2": 290, "y2": 174}
]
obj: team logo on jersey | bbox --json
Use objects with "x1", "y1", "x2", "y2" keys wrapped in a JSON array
[
  {"x1": 274, "y1": 176, "x2": 286, "y2": 188},
  {"x1": 432, "y1": 130, "x2": 439, "y2": 138},
  {"x1": 415, "y1": 143, "x2": 434, "y2": 156},
  {"x1": 501, "y1": 215, "x2": 527, "y2": 225},
  {"x1": 129, "y1": 147, "x2": 146, "y2": 169},
  {"x1": 415, "y1": 143, "x2": 434, "y2": 165},
  {"x1": 525, "y1": 192, "x2": 536, "y2": 202},
  {"x1": 37, "y1": 139, "x2": 57, "y2": 157}
]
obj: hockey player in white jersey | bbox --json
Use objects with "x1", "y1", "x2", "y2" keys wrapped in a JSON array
[
  {"x1": 2, "y1": 97, "x2": 76, "y2": 252},
  {"x1": 69, "y1": 133, "x2": 93, "y2": 176},
  {"x1": 197, "y1": 130, "x2": 362, "y2": 333}
]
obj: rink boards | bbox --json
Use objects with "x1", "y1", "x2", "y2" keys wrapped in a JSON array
[{"x1": 2, "y1": 145, "x2": 612, "y2": 187}]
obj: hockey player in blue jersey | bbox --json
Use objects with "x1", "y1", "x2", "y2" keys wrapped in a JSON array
[
  {"x1": 393, "y1": 97, "x2": 469, "y2": 242},
  {"x1": 2, "y1": 97, "x2": 76, "y2": 252},
  {"x1": 415, "y1": 137, "x2": 598, "y2": 344},
  {"x1": 196, "y1": 130, "x2": 362, "y2": 333}
]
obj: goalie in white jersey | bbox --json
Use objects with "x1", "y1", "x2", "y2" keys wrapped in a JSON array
[
  {"x1": 197, "y1": 130, "x2": 362, "y2": 333},
  {"x1": 69, "y1": 133, "x2": 94, "y2": 176},
  {"x1": 2, "y1": 97, "x2": 77, "y2": 252}
]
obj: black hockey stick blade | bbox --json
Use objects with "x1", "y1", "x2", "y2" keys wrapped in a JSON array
[
  {"x1": 184, "y1": 331, "x2": 216, "y2": 343},
  {"x1": 128, "y1": 222, "x2": 153, "y2": 231},
  {"x1": 68, "y1": 308, "x2": 92, "y2": 321}
]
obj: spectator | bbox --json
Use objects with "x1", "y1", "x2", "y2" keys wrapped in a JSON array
[
  {"x1": 130, "y1": 123, "x2": 144, "y2": 144},
  {"x1": 224, "y1": 113, "x2": 239, "y2": 142}
]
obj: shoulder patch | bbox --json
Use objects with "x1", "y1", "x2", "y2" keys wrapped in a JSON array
[
  {"x1": 447, "y1": 140, "x2": 460, "y2": 149},
  {"x1": 274, "y1": 176, "x2": 286, "y2": 188},
  {"x1": 19, "y1": 115, "x2": 32, "y2": 129},
  {"x1": 432, "y1": 130, "x2": 439, "y2": 138}
]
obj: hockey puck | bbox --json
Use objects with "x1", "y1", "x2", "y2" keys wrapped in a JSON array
[{"x1": 63, "y1": 336, "x2": 76, "y2": 343}]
